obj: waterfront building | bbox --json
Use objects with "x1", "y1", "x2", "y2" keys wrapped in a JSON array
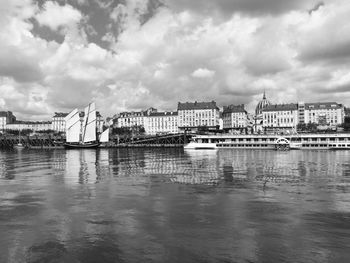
[
  {"x1": 52, "y1": 112, "x2": 68, "y2": 132},
  {"x1": 6, "y1": 121, "x2": 52, "y2": 132},
  {"x1": 261, "y1": 101, "x2": 344, "y2": 132},
  {"x1": 262, "y1": 103, "x2": 298, "y2": 132},
  {"x1": 177, "y1": 101, "x2": 220, "y2": 132},
  {"x1": 116, "y1": 111, "x2": 146, "y2": 128},
  {"x1": 115, "y1": 108, "x2": 157, "y2": 131},
  {"x1": 222, "y1": 104, "x2": 248, "y2": 133},
  {"x1": 303, "y1": 102, "x2": 344, "y2": 127},
  {"x1": 145, "y1": 111, "x2": 178, "y2": 135},
  {"x1": 254, "y1": 92, "x2": 271, "y2": 133},
  {"x1": 0, "y1": 111, "x2": 16, "y2": 132}
]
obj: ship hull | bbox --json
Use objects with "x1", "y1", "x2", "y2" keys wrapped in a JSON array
[{"x1": 64, "y1": 142, "x2": 100, "y2": 149}]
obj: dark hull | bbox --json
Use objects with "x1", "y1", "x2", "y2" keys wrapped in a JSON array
[{"x1": 64, "y1": 142, "x2": 100, "y2": 149}]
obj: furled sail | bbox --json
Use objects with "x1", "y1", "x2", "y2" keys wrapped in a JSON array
[
  {"x1": 82, "y1": 102, "x2": 97, "y2": 143},
  {"x1": 65, "y1": 109, "x2": 81, "y2": 143},
  {"x1": 99, "y1": 128, "x2": 109, "y2": 143}
]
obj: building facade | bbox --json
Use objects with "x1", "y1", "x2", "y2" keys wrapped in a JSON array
[
  {"x1": 303, "y1": 102, "x2": 344, "y2": 126},
  {"x1": 115, "y1": 108, "x2": 157, "y2": 130},
  {"x1": 177, "y1": 101, "x2": 220, "y2": 132},
  {"x1": 0, "y1": 111, "x2": 16, "y2": 132},
  {"x1": 222, "y1": 104, "x2": 248, "y2": 132},
  {"x1": 52, "y1": 112, "x2": 68, "y2": 132},
  {"x1": 261, "y1": 100, "x2": 344, "y2": 132},
  {"x1": 262, "y1": 104, "x2": 299, "y2": 131},
  {"x1": 145, "y1": 112, "x2": 178, "y2": 135}
]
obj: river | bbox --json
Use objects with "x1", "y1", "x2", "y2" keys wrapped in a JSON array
[{"x1": 0, "y1": 148, "x2": 350, "y2": 262}]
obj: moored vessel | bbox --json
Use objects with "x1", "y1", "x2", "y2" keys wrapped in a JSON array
[
  {"x1": 184, "y1": 133, "x2": 350, "y2": 150},
  {"x1": 328, "y1": 142, "x2": 350, "y2": 150},
  {"x1": 64, "y1": 102, "x2": 100, "y2": 149},
  {"x1": 184, "y1": 141, "x2": 217, "y2": 149}
]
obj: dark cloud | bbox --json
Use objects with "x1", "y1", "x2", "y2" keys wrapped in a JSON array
[
  {"x1": 163, "y1": 0, "x2": 317, "y2": 17},
  {"x1": 244, "y1": 57, "x2": 291, "y2": 76},
  {"x1": 318, "y1": 83, "x2": 350, "y2": 94},
  {"x1": 220, "y1": 86, "x2": 259, "y2": 97},
  {"x1": 308, "y1": 1, "x2": 324, "y2": 14},
  {"x1": 299, "y1": 40, "x2": 350, "y2": 65},
  {"x1": 31, "y1": 18, "x2": 65, "y2": 43},
  {"x1": 0, "y1": 47, "x2": 43, "y2": 83},
  {"x1": 47, "y1": 77, "x2": 94, "y2": 110}
]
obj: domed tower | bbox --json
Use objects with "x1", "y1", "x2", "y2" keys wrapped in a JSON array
[{"x1": 255, "y1": 91, "x2": 271, "y2": 116}]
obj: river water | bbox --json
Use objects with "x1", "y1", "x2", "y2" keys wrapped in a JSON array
[{"x1": 0, "y1": 148, "x2": 350, "y2": 263}]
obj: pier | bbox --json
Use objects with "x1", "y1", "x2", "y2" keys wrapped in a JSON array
[
  {"x1": 114, "y1": 133, "x2": 192, "y2": 148},
  {"x1": 0, "y1": 133, "x2": 192, "y2": 149},
  {"x1": 0, "y1": 136, "x2": 63, "y2": 149}
]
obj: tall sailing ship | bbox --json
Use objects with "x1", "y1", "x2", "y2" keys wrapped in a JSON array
[{"x1": 64, "y1": 102, "x2": 109, "y2": 149}]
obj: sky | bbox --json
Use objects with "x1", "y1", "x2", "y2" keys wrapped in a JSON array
[{"x1": 1, "y1": 0, "x2": 350, "y2": 120}]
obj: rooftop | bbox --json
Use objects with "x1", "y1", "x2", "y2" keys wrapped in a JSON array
[
  {"x1": 305, "y1": 102, "x2": 342, "y2": 110},
  {"x1": 178, "y1": 101, "x2": 219, "y2": 111},
  {"x1": 0, "y1": 111, "x2": 14, "y2": 117},
  {"x1": 255, "y1": 92, "x2": 271, "y2": 115},
  {"x1": 262, "y1": 103, "x2": 298, "y2": 112},
  {"x1": 149, "y1": 111, "x2": 178, "y2": 117},
  {"x1": 223, "y1": 104, "x2": 246, "y2": 114},
  {"x1": 53, "y1": 112, "x2": 68, "y2": 118}
]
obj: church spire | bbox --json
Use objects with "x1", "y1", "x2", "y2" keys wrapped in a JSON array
[{"x1": 263, "y1": 90, "x2": 266, "y2": 100}]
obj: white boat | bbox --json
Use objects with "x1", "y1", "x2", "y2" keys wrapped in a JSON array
[
  {"x1": 290, "y1": 142, "x2": 303, "y2": 150},
  {"x1": 14, "y1": 129, "x2": 26, "y2": 149},
  {"x1": 14, "y1": 143, "x2": 25, "y2": 149},
  {"x1": 184, "y1": 139, "x2": 217, "y2": 149},
  {"x1": 184, "y1": 134, "x2": 350, "y2": 150},
  {"x1": 328, "y1": 143, "x2": 350, "y2": 150},
  {"x1": 64, "y1": 102, "x2": 100, "y2": 149}
]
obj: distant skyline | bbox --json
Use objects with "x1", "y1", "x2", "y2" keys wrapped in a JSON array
[{"x1": 1, "y1": 0, "x2": 350, "y2": 120}]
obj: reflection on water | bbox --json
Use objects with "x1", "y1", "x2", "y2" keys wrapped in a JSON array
[{"x1": 0, "y1": 148, "x2": 350, "y2": 262}]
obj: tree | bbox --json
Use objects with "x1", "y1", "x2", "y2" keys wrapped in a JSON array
[{"x1": 342, "y1": 116, "x2": 350, "y2": 131}]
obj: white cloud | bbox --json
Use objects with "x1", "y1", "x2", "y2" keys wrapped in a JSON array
[
  {"x1": 1, "y1": 0, "x2": 350, "y2": 120},
  {"x1": 36, "y1": 1, "x2": 82, "y2": 32},
  {"x1": 191, "y1": 68, "x2": 215, "y2": 78}
]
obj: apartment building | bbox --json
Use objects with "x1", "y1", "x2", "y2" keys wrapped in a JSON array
[
  {"x1": 177, "y1": 101, "x2": 220, "y2": 132},
  {"x1": 0, "y1": 111, "x2": 16, "y2": 131},
  {"x1": 262, "y1": 104, "x2": 299, "y2": 130},
  {"x1": 146, "y1": 111, "x2": 178, "y2": 135},
  {"x1": 222, "y1": 104, "x2": 248, "y2": 132},
  {"x1": 115, "y1": 108, "x2": 157, "y2": 129},
  {"x1": 52, "y1": 112, "x2": 68, "y2": 132},
  {"x1": 303, "y1": 102, "x2": 344, "y2": 126}
]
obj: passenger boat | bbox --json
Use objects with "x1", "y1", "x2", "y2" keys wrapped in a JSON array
[
  {"x1": 328, "y1": 143, "x2": 350, "y2": 150},
  {"x1": 290, "y1": 142, "x2": 303, "y2": 150},
  {"x1": 183, "y1": 133, "x2": 350, "y2": 150},
  {"x1": 184, "y1": 141, "x2": 217, "y2": 149}
]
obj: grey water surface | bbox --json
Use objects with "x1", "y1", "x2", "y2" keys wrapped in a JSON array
[{"x1": 1, "y1": 148, "x2": 350, "y2": 263}]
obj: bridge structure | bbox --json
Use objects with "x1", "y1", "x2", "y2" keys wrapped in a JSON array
[
  {"x1": 114, "y1": 133, "x2": 192, "y2": 147},
  {"x1": 0, "y1": 136, "x2": 62, "y2": 149},
  {"x1": 0, "y1": 134, "x2": 192, "y2": 149}
]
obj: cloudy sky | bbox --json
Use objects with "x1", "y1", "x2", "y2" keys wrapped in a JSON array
[{"x1": 1, "y1": 0, "x2": 350, "y2": 120}]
